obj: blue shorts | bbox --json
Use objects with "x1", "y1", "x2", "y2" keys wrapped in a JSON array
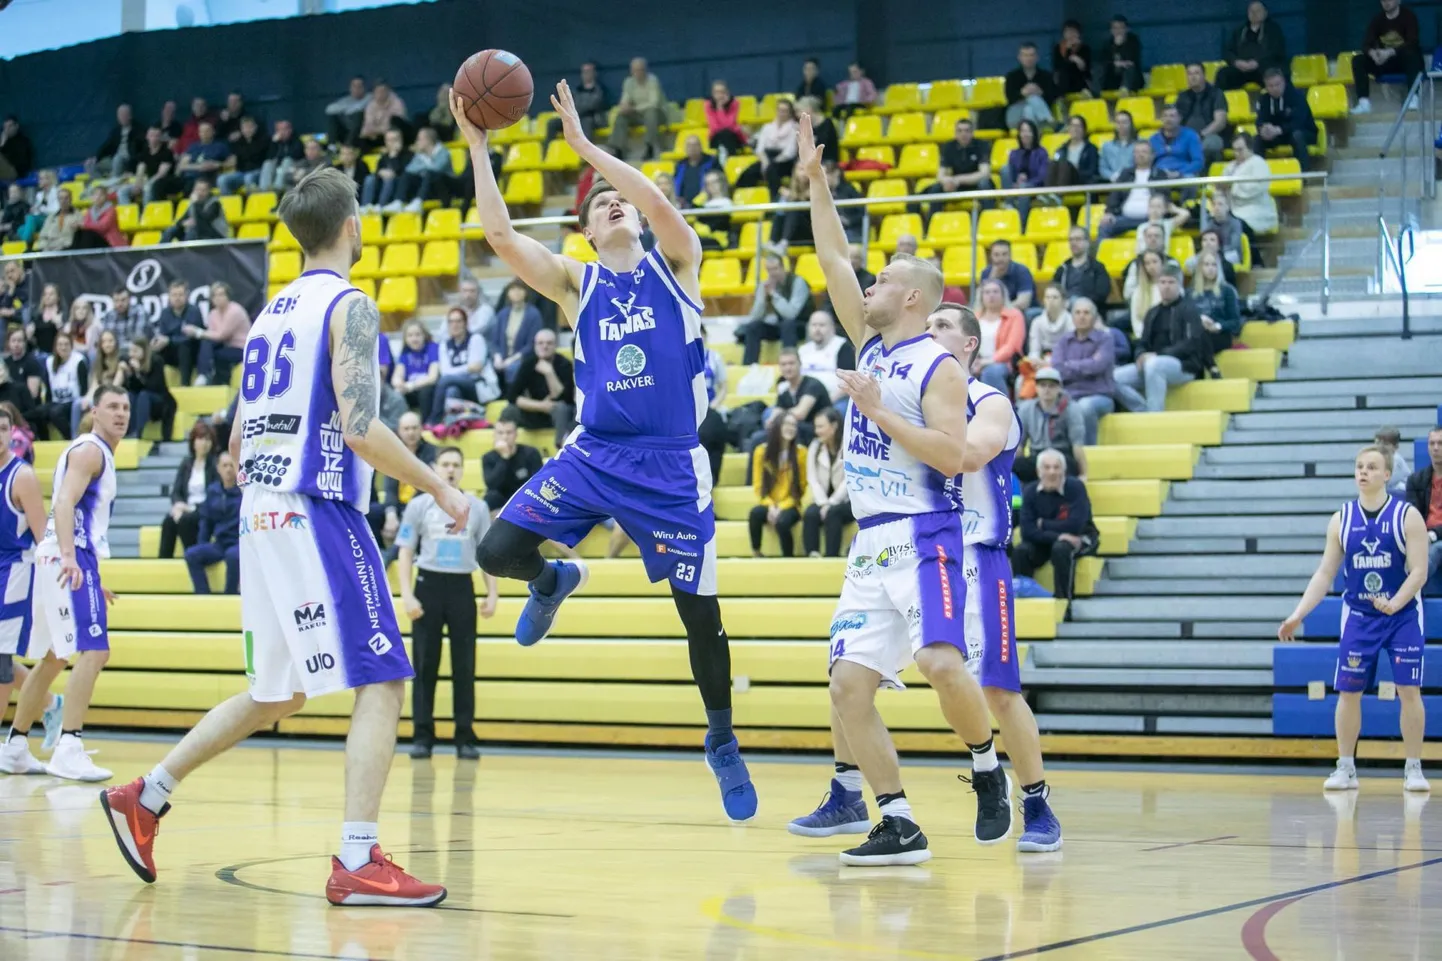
[
  {"x1": 0, "y1": 553, "x2": 33, "y2": 657},
  {"x1": 499, "y1": 430, "x2": 718, "y2": 595},
  {"x1": 962, "y1": 542, "x2": 1020, "y2": 692},
  {"x1": 1334, "y1": 601, "x2": 1426, "y2": 692}
]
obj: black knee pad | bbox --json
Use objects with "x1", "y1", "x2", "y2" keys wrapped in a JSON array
[
  {"x1": 671, "y1": 588, "x2": 725, "y2": 638},
  {"x1": 475, "y1": 518, "x2": 546, "y2": 581},
  {"x1": 0, "y1": 653, "x2": 12, "y2": 685}
]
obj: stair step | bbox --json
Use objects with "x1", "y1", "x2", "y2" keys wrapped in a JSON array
[
  {"x1": 1127, "y1": 536, "x2": 1322, "y2": 554},
  {"x1": 1037, "y1": 691, "x2": 1272, "y2": 713},
  {"x1": 1029, "y1": 641, "x2": 1275, "y2": 668},
  {"x1": 1023, "y1": 667, "x2": 1274, "y2": 687},
  {"x1": 1070, "y1": 596, "x2": 1295, "y2": 621},
  {"x1": 1107, "y1": 554, "x2": 1318, "y2": 578},
  {"x1": 1055, "y1": 619, "x2": 1279, "y2": 639},
  {"x1": 1089, "y1": 577, "x2": 1310, "y2": 596},
  {"x1": 1230, "y1": 407, "x2": 1434, "y2": 431},
  {"x1": 1260, "y1": 376, "x2": 1442, "y2": 398},
  {"x1": 1161, "y1": 496, "x2": 1339, "y2": 516},
  {"x1": 1203, "y1": 441, "x2": 1382, "y2": 463},
  {"x1": 1168, "y1": 477, "x2": 1354, "y2": 500},
  {"x1": 1138, "y1": 514, "x2": 1323, "y2": 537},
  {"x1": 1192, "y1": 461, "x2": 1352, "y2": 480},
  {"x1": 1222, "y1": 427, "x2": 1396, "y2": 445}
]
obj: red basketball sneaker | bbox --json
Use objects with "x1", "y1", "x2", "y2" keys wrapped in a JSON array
[
  {"x1": 326, "y1": 845, "x2": 447, "y2": 907},
  {"x1": 99, "y1": 778, "x2": 168, "y2": 883}
]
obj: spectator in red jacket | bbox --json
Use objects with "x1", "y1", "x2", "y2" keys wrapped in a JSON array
[
  {"x1": 80, "y1": 185, "x2": 128, "y2": 248},
  {"x1": 175, "y1": 96, "x2": 219, "y2": 155},
  {"x1": 972, "y1": 278, "x2": 1026, "y2": 394},
  {"x1": 705, "y1": 80, "x2": 748, "y2": 160},
  {"x1": 1404, "y1": 426, "x2": 1442, "y2": 590},
  {"x1": 833, "y1": 63, "x2": 877, "y2": 120}
]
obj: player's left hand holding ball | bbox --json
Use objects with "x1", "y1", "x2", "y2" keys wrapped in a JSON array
[
  {"x1": 448, "y1": 88, "x2": 488, "y2": 150},
  {"x1": 837, "y1": 369, "x2": 882, "y2": 418},
  {"x1": 551, "y1": 80, "x2": 589, "y2": 148},
  {"x1": 435, "y1": 485, "x2": 471, "y2": 535}
]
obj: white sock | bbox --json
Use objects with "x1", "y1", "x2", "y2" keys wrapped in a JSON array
[
  {"x1": 1405, "y1": 757, "x2": 1421, "y2": 768},
  {"x1": 58, "y1": 732, "x2": 82, "y2": 750},
  {"x1": 140, "y1": 764, "x2": 177, "y2": 814},
  {"x1": 835, "y1": 768, "x2": 863, "y2": 793},
  {"x1": 879, "y1": 796, "x2": 913, "y2": 820},
  {"x1": 971, "y1": 743, "x2": 1000, "y2": 773},
  {"x1": 340, "y1": 822, "x2": 379, "y2": 871},
  {"x1": 1338, "y1": 756, "x2": 1355, "y2": 770}
]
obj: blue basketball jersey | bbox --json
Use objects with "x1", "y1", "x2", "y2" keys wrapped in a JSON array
[
  {"x1": 0, "y1": 456, "x2": 33, "y2": 563},
  {"x1": 1339, "y1": 496, "x2": 1416, "y2": 618},
  {"x1": 571, "y1": 249, "x2": 707, "y2": 441},
  {"x1": 957, "y1": 380, "x2": 1021, "y2": 548}
]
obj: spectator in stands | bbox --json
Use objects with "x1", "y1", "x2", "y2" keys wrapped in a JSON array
[
  {"x1": 1150, "y1": 105, "x2": 1205, "y2": 181},
  {"x1": 749, "y1": 412, "x2": 805, "y2": 557},
  {"x1": 38, "y1": 332, "x2": 87, "y2": 440},
  {"x1": 16, "y1": 169, "x2": 60, "y2": 247},
  {"x1": 505, "y1": 328, "x2": 576, "y2": 447},
  {"x1": 1027, "y1": 285, "x2": 1075, "y2": 360},
  {"x1": 769, "y1": 169, "x2": 815, "y2": 248},
  {"x1": 565, "y1": 62, "x2": 610, "y2": 143},
  {"x1": 0, "y1": 262, "x2": 30, "y2": 331},
  {"x1": 1050, "y1": 298, "x2": 1116, "y2": 444},
  {"x1": 698, "y1": 329, "x2": 729, "y2": 481},
  {"x1": 90, "y1": 329, "x2": 125, "y2": 395},
  {"x1": 326, "y1": 76, "x2": 371, "y2": 146},
  {"x1": 1217, "y1": 1, "x2": 1288, "y2": 91},
  {"x1": 372, "y1": 411, "x2": 435, "y2": 549},
  {"x1": 1133, "y1": 195, "x2": 1190, "y2": 254},
  {"x1": 705, "y1": 80, "x2": 748, "y2": 160},
  {"x1": 176, "y1": 122, "x2": 230, "y2": 191},
  {"x1": 913, "y1": 118, "x2": 992, "y2": 225},
  {"x1": 823, "y1": 162, "x2": 864, "y2": 243},
  {"x1": 430, "y1": 307, "x2": 500, "y2": 423},
  {"x1": 196, "y1": 282, "x2": 250, "y2": 387},
  {"x1": 800, "y1": 97, "x2": 840, "y2": 166},
  {"x1": 1224, "y1": 132, "x2": 1278, "y2": 236},
  {"x1": 694, "y1": 170, "x2": 734, "y2": 241},
  {"x1": 1175, "y1": 63, "x2": 1230, "y2": 167},
  {"x1": 1115, "y1": 263, "x2": 1209, "y2": 411},
  {"x1": 153, "y1": 280, "x2": 203, "y2": 386},
  {"x1": 91, "y1": 104, "x2": 144, "y2": 181},
  {"x1": 331, "y1": 143, "x2": 368, "y2": 201},
  {"x1": 160, "y1": 421, "x2": 218, "y2": 557},
  {"x1": 1404, "y1": 426, "x2": 1442, "y2": 588},
  {"x1": 833, "y1": 63, "x2": 878, "y2": 120},
  {"x1": 981, "y1": 239, "x2": 1037, "y2": 313},
  {"x1": 1124, "y1": 248, "x2": 1167, "y2": 338},
  {"x1": 1200, "y1": 196, "x2": 1244, "y2": 269},
  {"x1": 394, "y1": 127, "x2": 452, "y2": 213},
  {"x1": 392, "y1": 319, "x2": 440, "y2": 417},
  {"x1": 490, "y1": 280, "x2": 543, "y2": 386},
  {"x1": 771, "y1": 348, "x2": 832, "y2": 445},
  {"x1": 458, "y1": 278, "x2": 495, "y2": 338},
  {"x1": 1015, "y1": 366, "x2": 1088, "y2": 482},
  {"x1": 259, "y1": 120, "x2": 305, "y2": 192},
  {"x1": 803, "y1": 407, "x2": 851, "y2": 557},
  {"x1": 0, "y1": 116, "x2": 35, "y2": 182},
  {"x1": 895, "y1": 236, "x2": 919, "y2": 257},
  {"x1": 162, "y1": 179, "x2": 229, "y2": 243},
  {"x1": 1, "y1": 185, "x2": 28, "y2": 245},
  {"x1": 120, "y1": 126, "x2": 178, "y2": 205},
  {"x1": 120, "y1": 336, "x2": 175, "y2": 439},
  {"x1": 359, "y1": 128, "x2": 412, "y2": 213},
  {"x1": 798, "y1": 310, "x2": 855, "y2": 405},
  {"x1": 285, "y1": 139, "x2": 330, "y2": 191},
  {"x1": 426, "y1": 84, "x2": 458, "y2": 143},
  {"x1": 796, "y1": 58, "x2": 827, "y2": 101},
  {"x1": 1189, "y1": 250, "x2": 1242, "y2": 352},
  {"x1": 1099, "y1": 110, "x2": 1138, "y2": 183},
  {"x1": 972, "y1": 278, "x2": 1026, "y2": 393},
  {"x1": 740, "y1": 252, "x2": 811, "y2": 364},
  {"x1": 1375, "y1": 426, "x2": 1412, "y2": 485},
  {"x1": 1352, "y1": 1, "x2": 1424, "y2": 115},
  {"x1": 176, "y1": 97, "x2": 217, "y2": 155},
  {"x1": 1045, "y1": 115, "x2": 1101, "y2": 195},
  {"x1": 751, "y1": 99, "x2": 800, "y2": 201},
  {"x1": 217, "y1": 116, "x2": 267, "y2": 195},
  {"x1": 157, "y1": 100, "x2": 182, "y2": 142},
  {"x1": 482, "y1": 414, "x2": 543, "y2": 515},
  {"x1": 80, "y1": 185, "x2": 126, "y2": 249},
  {"x1": 1188, "y1": 227, "x2": 1239, "y2": 286},
  {"x1": 216, "y1": 91, "x2": 254, "y2": 142},
  {"x1": 1257, "y1": 68, "x2": 1316, "y2": 171},
  {"x1": 673, "y1": 136, "x2": 717, "y2": 207},
  {"x1": 1013, "y1": 448, "x2": 1099, "y2": 601},
  {"x1": 1099, "y1": 14, "x2": 1144, "y2": 94},
  {"x1": 27, "y1": 283, "x2": 62, "y2": 354},
  {"x1": 358, "y1": 79, "x2": 408, "y2": 152},
  {"x1": 1002, "y1": 120, "x2": 1049, "y2": 222},
  {"x1": 1054, "y1": 226, "x2": 1112, "y2": 306},
  {"x1": 2, "y1": 328, "x2": 43, "y2": 420},
  {"x1": 1098, "y1": 141, "x2": 1157, "y2": 239},
  {"x1": 33, "y1": 190, "x2": 83, "y2": 253},
  {"x1": 608, "y1": 57, "x2": 668, "y2": 160},
  {"x1": 1006, "y1": 43, "x2": 1059, "y2": 131},
  {"x1": 1052, "y1": 20, "x2": 1094, "y2": 98},
  {"x1": 99, "y1": 287, "x2": 153, "y2": 346},
  {"x1": 185, "y1": 451, "x2": 242, "y2": 595}
]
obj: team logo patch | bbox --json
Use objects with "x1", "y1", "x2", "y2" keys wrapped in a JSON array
[
  {"x1": 293, "y1": 601, "x2": 326, "y2": 632},
  {"x1": 615, "y1": 344, "x2": 647, "y2": 377},
  {"x1": 1364, "y1": 572, "x2": 1384, "y2": 593},
  {"x1": 540, "y1": 479, "x2": 564, "y2": 502},
  {"x1": 876, "y1": 544, "x2": 916, "y2": 568},
  {"x1": 830, "y1": 613, "x2": 868, "y2": 636},
  {"x1": 241, "y1": 453, "x2": 291, "y2": 488}
]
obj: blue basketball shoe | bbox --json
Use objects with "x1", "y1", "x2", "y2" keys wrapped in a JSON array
[
  {"x1": 1017, "y1": 789, "x2": 1063, "y2": 853},
  {"x1": 514, "y1": 560, "x2": 588, "y2": 647},
  {"x1": 704, "y1": 736, "x2": 757, "y2": 822},
  {"x1": 42, "y1": 694, "x2": 65, "y2": 752},
  {"x1": 788, "y1": 779, "x2": 871, "y2": 837}
]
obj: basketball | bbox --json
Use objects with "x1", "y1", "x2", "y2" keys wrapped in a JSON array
[{"x1": 453, "y1": 49, "x2": 534, "y2": 130}]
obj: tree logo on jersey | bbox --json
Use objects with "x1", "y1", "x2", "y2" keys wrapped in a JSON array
[
  {"x1": 599, "y1": 292, "x2": 657, "y2": 341},
  {"x1": 615, "y1": 344, "x2": 647, "y2": 377},
  {"x1": 1364, "y1": 572, "x2": 1385, "y2": 593}
]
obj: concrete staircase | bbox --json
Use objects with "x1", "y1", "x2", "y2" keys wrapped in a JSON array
[{"x1": 108, "y1": 441, "x2": 185, "y2": 558}]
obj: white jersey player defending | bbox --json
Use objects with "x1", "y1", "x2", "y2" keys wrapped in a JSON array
[
  {"x1": 794, "y1": 113, "x2": 1010, "y2": 866},
  {"x1": 101, "y1": 167, "x2": 469, "y2": 908}
]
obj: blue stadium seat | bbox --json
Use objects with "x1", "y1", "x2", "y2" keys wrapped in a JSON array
[{"x1": 1273, "y1": 694, "x2": 1442, "y2": 737}]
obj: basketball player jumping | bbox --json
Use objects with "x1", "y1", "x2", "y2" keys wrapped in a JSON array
[
  {"x1": 451, "y1": 83, "x2": 756, "y2": 821},
  {"x1": 101, "y1": 167, "x2": 469, "y2": 907},
  {"x1": 793, "y1": 113, "x2": 1009, "y2": 865},
  {"x1": 1280, "y1": 446, "x2": 1430, "y2": 794}
]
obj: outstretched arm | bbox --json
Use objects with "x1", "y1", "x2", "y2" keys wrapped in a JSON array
[
  {"x1": 799, "y1": 113, "x2": 867, "y2": 347},
  {"x1": 1278, "y1": 512, "x2": 1343, "y2": 640}
]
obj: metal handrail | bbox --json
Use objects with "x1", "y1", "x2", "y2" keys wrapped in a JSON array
[
  {"x1": 0, "y1": 236, "x2": 264, "y2": 263},
  {"x1": 1378, "y1": 215, "x2": 1415, "y2": 340},
  {"x1": 1379, "y1": 71, "x2": 1429, "y2": 156}
]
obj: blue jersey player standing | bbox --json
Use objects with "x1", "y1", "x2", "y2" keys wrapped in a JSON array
[
  {"x1": 451, "y1": 83, "x2": 756, "y2": 821},
  {"x1": 1280, "y1": 445, "x2": 1430, "y2": 794}
]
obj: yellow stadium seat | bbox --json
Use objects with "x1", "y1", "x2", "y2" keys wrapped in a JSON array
[
  {"x1": 268, "y1": 283, "x2": 287, "y2": 300},
  {"x1": 268, "y1": 251, "x2": 301, "y2": 285},
  {"x1": 378, "y1": 243, "x2": 419, "y2": 277},
  {"x1": 1069, "y1": 97, "x2": 1113, "y2": 132},
  {"x1": 893, "y1": 142, "x2": 940, "y2": 179},
  {"x1": 663, "y1": 127, "x2": 710, "y2": 162},
  {"x1": 1239, "y1": 233, "x2": 1253, "y2": 270},
  {"x1": 1307, "y1": 83, "x2": 1349, "y2": 120},
  {"x1": 562, "y1": 231, "x2": 597, "y2": 263},
  {"x1": 448, "y1": 147, "x2": 467, "y2": 174},
  {"x1": 845, "y1": 146, "x2": 895, "y2": 183},
  {"x1": 791, "y1": 254, "x2": 827, "y2": 294},
  {"x1": 352, "y1": 278, "x2": 377, "y2": 300},
  {"x1": 383, "y1": 211, "x2": 423, "y2": 244},
  {"x1": 927, "y1": 109, "x2": 970, "y2": 143},
  {"x1": 875, "y1": 213, "x2": 923, "y2": 253},
  {"x1": 639, "y1": 160, "x2": 669, "y2": 183},
  {"x1": 866, "y1": 249, "x2": 885, "y2": 275},
  {"x1": 1168, "y1": 233, "x2": 1196, "y2": 266},
  {"x1": 941, "y1": 245, "x2": 977, "y2": 286},
  {"x1": 462, "y1": 205, "x2": 483, "y2": 239},
  {"x1": 541, "y1": 139, "x2": 581, "y2": 172},
  {"x1": 735, "y1": 257, "x2": 761, "y2": 293},
  {"x1": 865, "y1": 179, "x2": 908, "y2": 215},
  {"x1": 1267, "y1": 158, "x2": 1303, "y2": 196},
  {"x1": 1225, "y1": 89, "x2": 1256, "y2": 124},
  {"x1": 114, "y1": 203, "x2": 139, "y2": 233},
  {"x1": 218, "y1": 195, "x2": 243, "y2": 224},
  {"x1": 927, "y1": 80, "x2": 966, "y2": 111},
  {"x1": 1142, "y1": 64, "x2": 1186, "y2": 97},
  {"x1": 351, "y1": 245, "x2": 381, "y2": 279},
  {"x1": 174, "y1": 198, "x2": 190, "y2": 221},
  {"x1": 139, "y1": 201, "x2": 174, "y2": 229},
  {"x1": 876, "y1": 83, "x2": 921, "y2": 115},
  {"x1": 1114, "y1": 96, "x2": 1156, "y2": 129},
  {"x1": 490, "y1": 116, "x2": 533, "y2": 146},
  {"x1": 1041, "y1": 239, "x2": 1070, "y2": 274},
  {"x1": 727, "y1": 220, "x2": 768, "y2": 257},
  {"x1": 376, "y1": 276, "x2": 417, "y2": 313},
  {"x1": 1332, "y1": 52, "x2": 1356, "y2": 85},
  {"x1": 682, "y1": 98, "x2": 707, "y2": 127},
  {"x1": 357, "y1": 212, "x2": 383, "y2": 246},
  {"x1": 1290, "y1": 54, "x2": 1328, "y2": 88},
  {"x1": 1041, "y1": 132, "x2": 1068, "y2": 155},
  {"x1": 270, "y1": 221, "x2": 300, "y2": 251},
  {"x1": 925, "y1": 211, "x2": 973, "y2": 247},
  {"x1": 968, "y1": 77, "x2": 1007, "y2": 109},
  {"x1": 841, "y1": 115, "x2": 885, "y2": 148},
  {"x1": 1081, "y1": 203, "x2": 1107, "y2": 238},
  {"x1": 976, "y1": 208, "x2": 1022, "y2": 246},
  {"x1": 417, "y1": 240, "x2": 459, "y2": 277},
  {"x1": 236, "y1": 222, "x2": 269, "y2": 242},
  {"x1": 241, "y1": 192, "x2": 277, "y2": 222},
  {"x1": 883, "y1": 112, "x2": 928, "y2": 145},
  {"x1": 1025, "y1": 206, "x2": 1070, "y2": 244},
  {"x1": 989, "y1": 137, "x2": 1019, "y2": 170},
  {"x1": 1009, "y1": 241, "x2": 1038, "y2": 272},
  {"x1": 423, "y1": 208, "x2": 462, "y2": 241},
  {"x1": 756, "y1": 94, "x2": 789, "y2": 124},
  {"x1": 1204, "y1": 61, "x2": 1226, "y2": 83},
  {"x1": 1096, "y1": 237, "x2": 1136, "y2": 277},
  {"x1": 734, "y1": 95, "x2": 761, "y2": 126},
  {"x1": 700, "y1": 258, "x2": 745, "y2": 298},
  {"x1": 130, "y1": 231, "x2": 162, "y2": 248},
  {"x1": 724, "y1": 154, "x2": 755, "y2": 184},
  {"x1": 728, "y1": 186, "x2": 771, "y2": 223},
  {"x1": 503, "y1": 171, "x2": 544, "y2": 205},
  {"x1": 1, "y1": 241, "x2": 24, "y2": 256}
]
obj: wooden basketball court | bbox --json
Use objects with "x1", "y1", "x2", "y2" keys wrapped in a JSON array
[{"x1": 1, "y1": 738, "x2": 1437, "y2": 960}]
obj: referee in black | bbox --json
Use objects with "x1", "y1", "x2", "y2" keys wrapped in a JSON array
[{"x1": 396, "y1": 446, "x2": 497, "y2": 759}]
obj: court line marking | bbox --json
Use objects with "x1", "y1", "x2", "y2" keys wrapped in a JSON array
[
  {"x1": 0, "y1": 926, "x2": 343, "y2": 960},
  {"x1": 1239, "y1": 895, "x2": 1304, "y2": 961},
  {"x1": 1141, "y1": 835, "x2": 1238, "y2": 852}
]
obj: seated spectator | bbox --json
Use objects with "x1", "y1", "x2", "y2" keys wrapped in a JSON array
[
  {"x1": 0, "y1": 262, "x2": 30, "y2": 331},
  {"x1": 160, "y1": 421, "x2": 218, "y2": 558},
  {"x1": 1052, "y1": 20, "x2": 1094, "y2": 98},
  {"x1": 153, "y1": 280, "x2": 204, "y2": 386},
  {"x1": 1257, "y1": 68, "x2": 1316, "y2": 170},
  {"x1": 157, "y1": 100, "x2": 182, "y2": 141},
  {"x1": 981, "y1": 239, "x2": 1037, "y2": 314},
  {"x1": 458, "y1": 277, "x2": 496, "y2": 338},
  {"x1": 1099, "y1": 110, "x2": 1138, "y2": 183},
  {"x1": 358, "y1": 79, "x2": 409, "y2": 153},
  {"x1": 796, "y1": 58, "x2": 827, "y2": 102},
  {"x1": 184, "y1": 452, "x2": 242, "y2": 595},
  {"x1": 1403, "y1": 427, "x2": 1442, "y2": 588},
  {"x1": 177, "y1": 122, "x2": 230, "y2": 190},
  {"x1": 481, "y1": 415, "x2": 543, "y2": 515},
  {"x1": 800, "y1": 98, "x2": 840, "y2": 165},
  {"x1": 1352, "y1": 1, "x2": 1424, "y2": 115},
  {"x1": 259, "y1": 120, "x2": 305, "y2": 192},
  {"x1": 1123, "y1": 248, "x2": 1167, "y2": 338},
  {"x1": 1189, "y1": 251, "x2": 1242, "y2": 352},
  {"x1": 33, "y1": 190, "x2": 83, "y2": 253},
  {"x1": 17, "y1": 169, "x2": 60, "y2": 247},
  {"x1": 120, "y1": 337, "x2": 175, "y2": 439},
  {"x1": 431, "y1": 306, "x2": 500, "y2": 423},
  {"x1": 1027, "y1": 284, "x2": 1075, "y2": 361},
  {"x1": 27, "y1": 283, "x2": 62, "y2": 354},
  {"x1": 1114, "y1": 264, "x2": 1210, "y2": 411},
  {"x1": 824, "y1": 162, "x2": 864, "y2": 243},
  {"x1": 285, "y1": 139, "x2": 330, "y2": 191},
  {"x1": 1224, "y1": 133, "x2": 1278, "y2": 236},
  {"x1": 1, "y1": 327, "x2": 42, "y2": 423},
  {"x1": 1150, "y1": 105, "x2": 1205, "y2": 181},
  {"x1": 749, "y1": 99, "x2": 800, "y2": 201},
  {"x1": 769, "y1": 169, "x2": 815, "y2": 248},
  {"x1": 0, "y1": 402, "x2": 33, "y2": 463},
  {"x1": 1202, "y1": 193, "x2": 1245, "y2": 266},
  {"x1": 88, "y1": 329, "x2": 125, "y2": 410},
  {"x1": 392, "y1": 319, "x2": 440, "y2": 416},
  {"x1": 162, "y1": 179, "x2": 229, "y2": 243},
  {"x1": 99, "y1": 286, "x2": 155, "y2": 346},
  {"x1": 770, "y1": 348, "x2": 832, "y2": 446},
  {"x1": 674, "y1": 135, "x2": 718, "y2": 207},
  {"x1": 216, "y1": 91, "x2": 255, "y2": 142},
  {"x1": 489, "y1": 281, "x2": 543, "y2": 386},
  {"x1": 217, "y1": 116, "x2": 268, "y2": 195},
  {"x1": 1002, "y1": 120, "x2": 1048, "y2": 223},
  {"x1": 1050, "y1": 297, "x2": 1117, "y2": 444},
  {"x1": 65, "y1": 300, "x2": 94, "y2": 351},
  {"x1": 325, "y1": 75, "x2": 371, "y2": 146},
  {"x1": 568, "y1": 62, "x2": 610, "y2": 142},
  {"x1": 740, "y1": 252, "x2": 811, "y2": 364},
  {"x1": 331, "y1": 143, "x2": 368, "y2": 200},
  {"x1": 698, "y1": 328, "x2": 730, "y2": 482},
  {"x1": 1054, "y1": 226, "x2": 1112, "y2": 306},
  {"x1": 972, "y1": 278, "x2": 1026, "y2": 393},
  {"x1": 818, "y1": 243, "x2": 876, "y2": 319},
  {"x1": 1012, "y1": 449, "x2": 1100, "y2": 601},
  {"x1": 374, "y1": 411, "x2": 438, "y2": 548},
  {"x1": 1217, "y1": 1, "x2": 1288, "y2": 91},
  {"x1": 804, "y1": 407, "x2": 852, "y2": 557},
  {"x1": 652, "y1": 169, "x2": 683, "y2": 210},
  {"x1": 1132, "y1": 195, "x2": 1190, "y2": 253},
  {"x1": 390, "y1": 127, "x2": 452, "y2": 213},
  {"x1": 1016, "y1": 364, "x2": 1089, "y2": 483},
  {"x1": 427, "y1": 83, "x2": 458, "y2": 143},
  {"x1": 1099, "y1": 14, "x2": 1143, "y2": 93},
  {"x1": 119, "y1": 126, "x2": 178, "y2": 205},
  {"x1": 833, "y1": 63, "x2": 878, "y2": 120},
  {"x1": 360, "y1": 128, "x2": 412, "y2": 213},
  {"x1": 197, "y1": 281, "x2": 250, "y2": 387},
  {"x1": 1047, "y1": 115, "x2": 1100, "y2": 190},
  {"x1": 90, "y1": 104, "x2": 144, "y2": 181},
  {"x1": 1174, "y1": 63, "x2": 1230, "y2": 167},
  {"x1": 80, "y1": 185, "x2": 127, "y2": 248},
  {"x1": 913, "y1": 118, "x2": 993, "y2": 225},
  {"x1": 1005, "y1": 43, "x2": 1058, "y2": 131},
  {"x1": 1188, "y1": 228, "x2": 1239, "y2": 286},
  {"x1": 1098, "y1": 141, "x2": 1157, "y2": 239},
  {"x1": 798, "y1": 310, "x2": 855, "y2": 404},
  {"x1": 749, "y1": 412, "x2": 806, "y2": 557},
  {"x1": 505, "y1": 328, "x2": 577, "y2": 447},
  {"x1": 705, "y1": 80, "x2": 748, "y2": 160},
  {"x1": 695, "y1": 170, "x2": 734, "y2": 240},
  {"x1": 608, "y1": 57, "x2": 668, "y2": 160},
  {"x1": 1, "y1": 185, "x2": 28, "y2": 245},
  {"x1": 176, "y1": 97, "x2": 218, "y2": 155},
  {"x1": 0, "y1": 115, "x2": 36, "y2": 183},
  {"x1": 1375, "y1": 426, "x2": 1412, "y2": 486}
]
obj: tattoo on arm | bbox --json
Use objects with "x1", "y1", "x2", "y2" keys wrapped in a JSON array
[{"x1": 339, "y1": 296, "x2": 381, "y2": 437}]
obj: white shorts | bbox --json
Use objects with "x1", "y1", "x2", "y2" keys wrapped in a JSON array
[
  {"x1": 239, "y1": 488, "x2": 412, "y2": 703},
  {"x1": 28, "y1": 550, "x2": 106, "y2": 660},
  {"x1": 828, "y1": 511, "x2": 967, "y2": 689},
  {"x1": 0, "y1": 555, "x2": 33, "y2": 656}
]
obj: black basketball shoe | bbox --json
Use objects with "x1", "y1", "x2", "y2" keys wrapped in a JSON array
[
  {"x1": 964, "y1": 768, "x2": 1013, "y2": 844},
  {"x1": 838, "y1": 815, "x2": 932, "y2": 866}
]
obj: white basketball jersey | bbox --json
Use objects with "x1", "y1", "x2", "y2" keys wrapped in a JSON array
[
  {"x1": 959, "y1": 380, "x2": 1021, "y2": 547},
  {"x1": 238, "y1": 269, "x2": 374, "y2": 512},
  {"x1": 40, "y1": 433, "x2": 116, "y2": 559},
  {"x1": 843, "y1": 332, "x2": 963, "y2": 520}
]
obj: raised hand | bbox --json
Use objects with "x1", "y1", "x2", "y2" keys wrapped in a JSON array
[
  {"x1": 796, "y1": 112, "x2": 823, "y2": 181},
  {"x1": 448, "y1": 88, "x2": 488, "y2": 150},
  {"x1": 551, "y1": 79, "x2": 589, "y2": 148}
]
